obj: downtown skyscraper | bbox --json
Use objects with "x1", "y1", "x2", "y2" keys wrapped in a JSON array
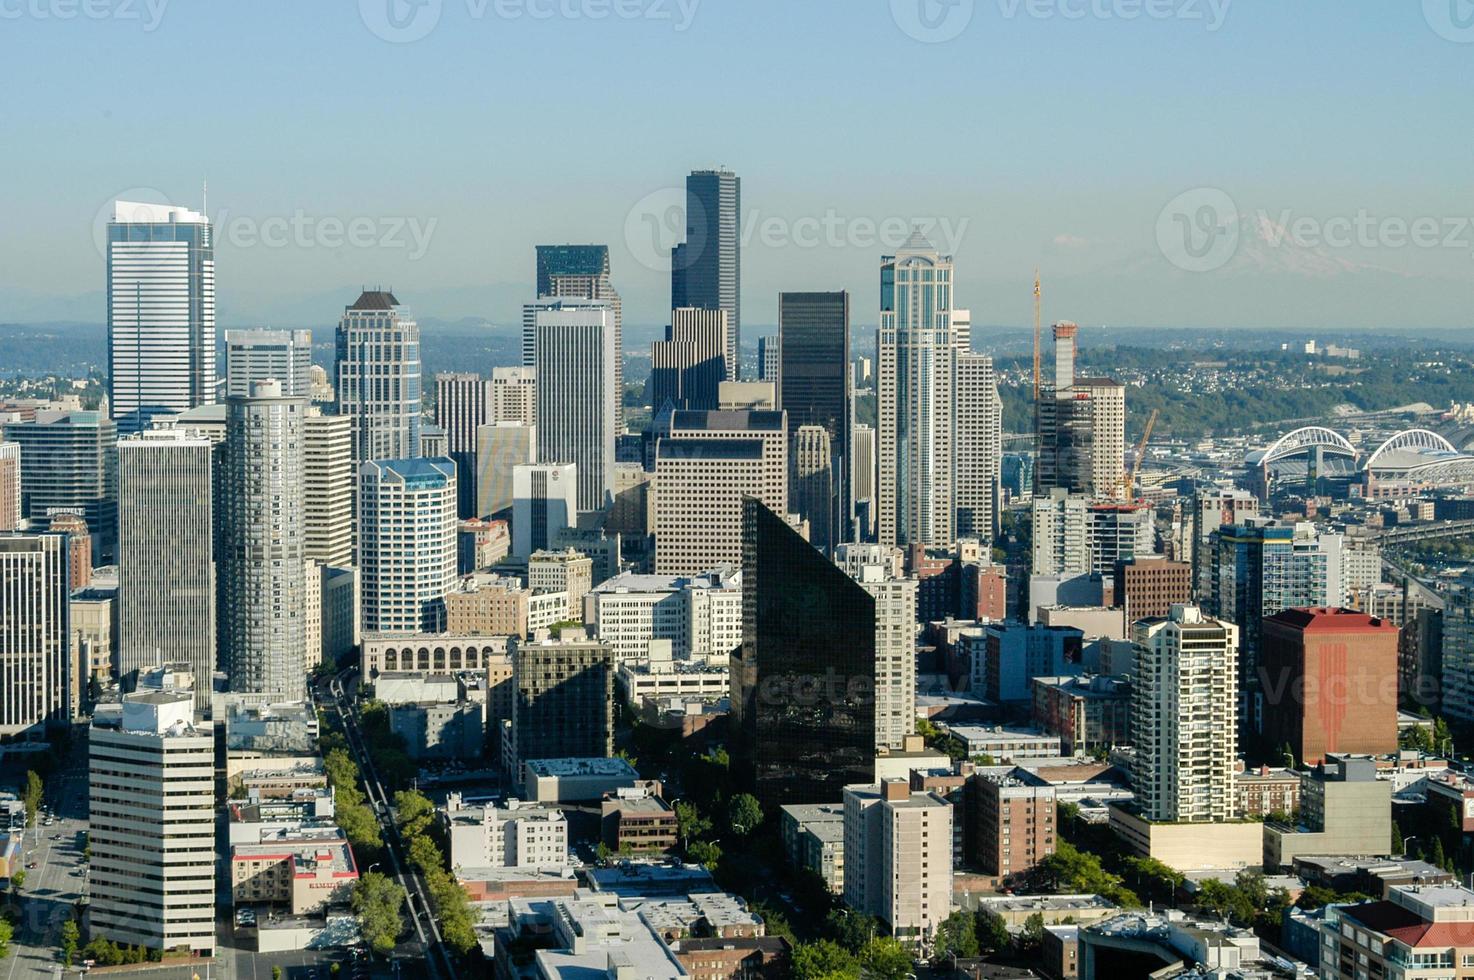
[
  {"x1": 779, "y1": 290, "x2": 852, "y2": 548},
  {"x1": 672, "y1": 169, "x2": 740, "y2": 378},
  {"x1": 117, "y1": 429, "x2": 215, "y2": 710},
  {"x1": 222, "y1": 379, "x2": 307, "y2": 697},
  {"x1": 225, "y1": 328, "x2": 313, "y2": 398},
  {"x1": 358, "y1": 457, "x2": 458, "y2": 633},
  {"x1": 107, "y1": 200, "x2": 217, "y2": 434},
  {"x1": 0, "y1": 532, "x2": 70, "y2": 736},
  {"x1": 1034, "y1": 321, "x2": 1127, "y2": 499},
  {"x1": 335, "y1": 290, "x2": 422, "y2": 465},
  {"x1": 527, "y1": 298, "x2": 617, "y2": 515},
  {"x1": 533, "y1": 244, "x2": 623, "y2": 426},
  {"x1": 877, "y1": 232, "x2": 957, "y2": 549}
]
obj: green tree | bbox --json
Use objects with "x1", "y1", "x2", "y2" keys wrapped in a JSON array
[
  {"x1": 0, "y1": 916, "x2": 12, "y2": 960},
  {"x1": 687, "y1": 839, "x2": 722, "y2": 870},
  {"x1": 1196, "y1": 878, "x2": 1255, "y2": 926},
  {"x1": 826, "y1": 909, "x2": 879, "y2": 951},
  {"x1": 351, "y1": 872, "x2": 406, "y2": 956},
  {"x1": 21, "y1": 771, "x2": 42, "y2": 827},
  {"x1": 976, "y1": 908, "x2": 1011, "y2": 953},
  {"x1": 1392, "y1": 823, "x2": 1405, "y2": 856},
  {"x1": 933, "y1": 908, "x2": 979, "y2": 959},
  {"x1": 272, "y1": 968, "x2": 282, "y2": 980},
  {"x1": 60, "y1": 919, "x2": 79, "y2": 966},
  {"x1": 792, "y1": 939, "x2": 859, "y2": 980},
  {"x1": 727, "y1": 793, "x2": 763, "y2": 836},
  {"x1": 1435, "y1": 716, "x2": 1454, "y2": 756},
  {"x1": 857, "y1": 937, "x2": 912, "y2": 980},
  {"x1": 8, "y1": 871, "x2": 24, "y2": 892},
  {"x1": 1400, "y1": 724, "x2": 1435, "y2": 754},
  {"x1": 1017, "y1": 912, "x2": 1045, "y2": 952},
  {"x1": 393, "y1": 790, "x2": 436, "y2": 839},
  {"x1": 674, "y1": 801, "x2": 712, "y2": 846}
]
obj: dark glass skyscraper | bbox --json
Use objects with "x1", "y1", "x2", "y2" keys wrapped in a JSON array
[
  {"x1": 671, "y1": 169, "x2": 740, "y2": 379},
  {"x1": 733, "y1": 498, "x2": 876, "y2": 809},
  {"x1": 535, "y1": 244, "x2": 610, "y2": 297},
  {"x1": 779, "y1": 291, "x2": 851, "y2": 545}
]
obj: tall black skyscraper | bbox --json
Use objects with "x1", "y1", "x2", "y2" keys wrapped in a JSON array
[
  {"x1": 671, "y1": 169, "x2": 740, "y2": 379},
  {"x1": 779, "y1": 291, "x2": 851, "y2": 544},
  {"x1": 733, "y1": 498, "x2": 875, "y2": 809}
]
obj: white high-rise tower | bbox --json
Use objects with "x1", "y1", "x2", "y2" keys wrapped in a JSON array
[{"x1": 107, "y1": 200, "x2": 216, "y2": 433}]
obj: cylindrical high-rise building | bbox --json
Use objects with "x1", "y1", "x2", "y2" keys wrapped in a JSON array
[
  {"x1": 358, "y1": 457, "x2": 458, "y2": 634},
  {"x1": 222, "y1": 379, "x2": 307, "y2": 697},
  {"x1": 334, "y1": 290, "x2": 422, "y2": 466}
]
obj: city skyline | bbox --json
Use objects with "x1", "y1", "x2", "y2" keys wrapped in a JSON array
[{"x1": 3, "y1": 3, "x2": 1471, "y2": 332}]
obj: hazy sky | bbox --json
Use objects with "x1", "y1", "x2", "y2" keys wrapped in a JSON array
[{"x1": 3, "y1": 0, "x2": 1472, "y2": 334}]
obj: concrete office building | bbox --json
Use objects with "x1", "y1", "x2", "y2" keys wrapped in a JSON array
[
  {"x1": 843, "y1": 781, "x2": 953, "y2": 949},
  {"x1": 956, "y1": 352, "x2": 1003, "y2": 543},
  {"x1": 792, "y1": 424, "x2": 836, "y2": 555},
  {"x1": 443, "y1": 793, "x2": 568, "y2": 870},
  {"x1": 877, "y1": 232, "x2": 957, "y2": 549},
  {"x1": 1118, "y1": 556, "x2": 1192, "y2": 622},
  {"x1": 107, "y1": 200, "x2": 216, "y2": 433},
  {"x1": 648, "y1": 307, "x2": 729, "y2": 411},
  {"x1": 527, "y1": 298, "x2": 617, "y2": 513},
  {"x1": 334, "y1": 290, "x2": 422, "y2": 464},
  {"x1": 587, "y1": 567, "x2": 743, "y2": 664},
  {"x1": 476, "y1": 422, "x2": 536, "y2": 519},
  {"x1": 303, "y1": 408, "x2": 355, "y2": 568},
  {"x1": 670, "y1": 170, "x2": 741, "y2": 377},
  {"x1": 535, "y1": 244, "x2": 623, "y2": 428},
  {"x1": 491, "y1": 366, "x2": 536, "y2": 426},
  {"x1": 0, "y1": 532, "x2": 70, "y2": 735},
  {"x1": 444, "y1": 573, "x2": 530, "y2": 637},
  {"x1": 529, "y1": 548, "x2": 593, "y2": 623},
  {"x1": 222, "y1": 381, "x2": 307, "y2": 698},
  {"x1": 89, "y1": 690, "x2": 216, "y2": 953},
  {"x1": 653, "y1": 409, "x2": 787, "y2": 575},
  {"x1": 1260, "y1": 607, "x2": 1400, "y2": 766},
  {"x1": 966, "y1": 623, "x2": 1085, "y2": 702},
  {"x1": 358, "y1": 457, "x2": 458, "y2": 634},
  {"x1": 758, "y1": 335, "x2": 781, "y2": 385},
  {"x1": 436, "y1": 371, "x2": 494, "y2": 518},
  {"x1": 225, "y1": 329, "x2": 311, "y2": 398},
  {"x1": 510, "y1": 634, "x2": 615, "y2": 769},
  {"x1": 117, "y1": 429, "x2": 215, "y2": 709},
  {"x1": 4, "y1": 409, "x2": 118, "y2": 562},
  {"x1": 1264, "y1": 754, "x2": 1393, "y2": 871},
  {"x1": 512, "y1": 462, "x2": 578, "y2": 558},
  {"x1": 852, "y1": 423, "x2": 876, "y2": 539}
]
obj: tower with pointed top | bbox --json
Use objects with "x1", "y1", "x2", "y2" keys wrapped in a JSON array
[{"x1": 877, "y1": 231, "x2": 957, "y2": 548}]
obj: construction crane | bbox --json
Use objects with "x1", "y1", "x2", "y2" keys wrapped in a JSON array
[
  {"x1": 1032, "y1": 270, "x2": 1042, "y2": 402},
  {"x1": 1125, "y1": 408, "x2": 1159, "y2": 500}
]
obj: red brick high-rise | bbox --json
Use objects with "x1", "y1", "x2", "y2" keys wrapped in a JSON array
[{"x1": 1260, "y1": 608, "x2": 1399, "y2": 766}]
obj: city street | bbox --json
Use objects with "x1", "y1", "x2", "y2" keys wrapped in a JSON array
[{"x1": 4, "y1": 763, "x2": 88, "y2": 980}]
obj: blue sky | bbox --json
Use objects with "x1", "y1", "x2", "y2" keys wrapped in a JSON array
[{"x1": 2, "y1": 0, "x2": 1472, "y2": 334}]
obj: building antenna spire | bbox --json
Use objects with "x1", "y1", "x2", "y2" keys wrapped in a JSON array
[{"x1": 1033, "y1": 269, "x2": 1042, "y2": 402}]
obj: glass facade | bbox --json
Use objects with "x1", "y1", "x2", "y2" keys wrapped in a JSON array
[{"x1": 733, "y1": 498, "x2": 876, "y2": 809}]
